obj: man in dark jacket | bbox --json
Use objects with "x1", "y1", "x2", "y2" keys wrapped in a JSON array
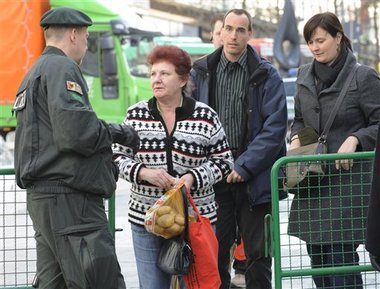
[
  {"x1": 191, "y1": 9, "x2": 287, "y2": 289},
  {"x1": 13, "y1": 7, "x2": 138, "y2": 289}
]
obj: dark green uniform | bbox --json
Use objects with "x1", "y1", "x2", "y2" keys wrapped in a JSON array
[{"x1": 13, "y1": 46, "x2": 126, "y2": 289}]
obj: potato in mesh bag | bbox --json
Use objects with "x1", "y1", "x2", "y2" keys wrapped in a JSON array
[{"x1": 144, "y1": 183, "x2": 186, "y2": 239}]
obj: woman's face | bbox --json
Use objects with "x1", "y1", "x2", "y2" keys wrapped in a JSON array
[
  {"x1": 307, "y1": 27, "x2": 341, "y2": 65},
  {"x1": 150, "y1": 61, "x2": 186, "y2": 100}
]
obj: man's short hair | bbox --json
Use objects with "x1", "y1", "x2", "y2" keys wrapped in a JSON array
[
  {"x1": 211, "y1": 13, "x2": 224, "y2": 32},
  {"x1": 223, "y1": 9, "x2": 253, "y2": 31}
]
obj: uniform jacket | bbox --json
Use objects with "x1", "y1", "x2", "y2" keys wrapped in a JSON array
[
  {"x1": 112, "y1": 96, "x2": 233, "y2": 226},
  {"x1": 288, "y1": 51, "x2": 380, "y2": 243},
  {"x1": 13, "y1": 46, "x2": 116, "y2": 198},
  {"x1": 190, "y1": 45, "x2": 288, "y2": 205}
]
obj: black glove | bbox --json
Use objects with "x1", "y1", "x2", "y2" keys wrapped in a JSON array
[
  {"x1": 109, "y1": 123, "x2": 139, "y2": 154},
  {"x1": 111, "y1": 161, "x2": 119, "y2": 182}
]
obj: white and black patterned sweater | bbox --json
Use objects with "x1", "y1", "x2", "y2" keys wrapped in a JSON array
[{"x1": 113, "y1": 96, "x2": 233, "y2": 226}]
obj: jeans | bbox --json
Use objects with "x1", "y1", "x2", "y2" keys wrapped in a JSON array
[
  {"x1": 307, "y1": 243, "x2": 363, "y2": 289},
  {"x1": 131, "y1": 224, "x2": 171, "y2": 289},
  {"x1": 131, "y1": 224, "x2": 186, "y2": 289},
  {"x1": 215, "y1": 182, "x2": 272, "y2": 289}
]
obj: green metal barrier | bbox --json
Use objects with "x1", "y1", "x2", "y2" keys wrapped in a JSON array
[
  {"x1": 270, "y1": 151, "x2": 379, "y2": 289},
  {"x1": 0, "y1": 168, "x2": 116, "y2": 288}
]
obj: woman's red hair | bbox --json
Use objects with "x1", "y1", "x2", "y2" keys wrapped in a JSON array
[{"x1": 147, "y1": 45, "x2": 192, "y2": 80}]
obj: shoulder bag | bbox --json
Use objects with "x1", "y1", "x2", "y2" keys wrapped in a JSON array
[{"x1": 286, "y1": 63, "x2": 360, "y2": 190}]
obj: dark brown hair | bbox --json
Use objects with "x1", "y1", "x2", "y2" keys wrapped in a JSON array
[
  {"x1": 223, "y1": 9, "x2": 253, "y2": 32},
  {"x1": 211, "y1": 13, "x2": 224, "y2": 32},
  {"x1": 303, "y1": 12, "x2": 352, "y2": 51}
]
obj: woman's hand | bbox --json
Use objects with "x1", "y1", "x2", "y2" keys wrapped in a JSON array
[
  {"x1": 336, "y1": 136, "x2": 359, "y2": 170},
  {"x1": 177, "y1": 173, "x2": 195, "y2": 190},
  {"x1": 138, "y1": 168, "x2": 176, "y2": 190}
]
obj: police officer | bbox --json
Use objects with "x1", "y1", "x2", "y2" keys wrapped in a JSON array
[{"x1": 13, "y1": 7, "x2": 137, "y2": 289}]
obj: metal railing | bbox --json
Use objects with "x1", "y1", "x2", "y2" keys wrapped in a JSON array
[
  {"x1": 0, "y1": 168, "x2": 115, "y2": 288},
  {"x1": 270, "y1": 151, "x2": 379, "y2": 289}
]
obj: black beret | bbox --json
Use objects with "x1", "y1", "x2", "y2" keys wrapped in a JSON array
[{"x1": 40, "y1": 7, "x2": 92, "y2": 28}]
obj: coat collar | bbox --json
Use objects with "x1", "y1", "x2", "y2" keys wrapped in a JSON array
[
  {"x1": 297, "y1": 50, "x2": 358, "y2": 94},
  {"x1": 148, "y1": 95, "x2": 196, "y2": 121},
  {"x1": 43, "y1": 46, "x2": 67, "y2": 57}
]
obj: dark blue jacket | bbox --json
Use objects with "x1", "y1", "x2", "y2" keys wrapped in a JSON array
[{"x1": 190, "y1": 45, "x2": 288, "y2": 205}]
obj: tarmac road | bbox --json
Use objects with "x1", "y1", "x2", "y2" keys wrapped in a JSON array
[{"x1": 114, "y1": 179, "x2": 140, "y2": 288}]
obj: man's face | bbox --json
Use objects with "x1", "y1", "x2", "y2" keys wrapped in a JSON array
[
  {"x1": 73, "y1": 27, "x2": 89, "y2": 65},
  {"x1": 221, "y1": 12, "x2": 252, "y2": 61},
  {"x1": 211, "y1": 20, "x2": 223, "y2": 48}
]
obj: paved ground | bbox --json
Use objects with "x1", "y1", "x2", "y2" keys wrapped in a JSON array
[{"x1": 114, "y1": 179, "x2": 140, "y2": 288}]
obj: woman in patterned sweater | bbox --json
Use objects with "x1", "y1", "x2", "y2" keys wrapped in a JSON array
[{"x1": 112, "y1": 45, "x2": 233, "y2": 288}]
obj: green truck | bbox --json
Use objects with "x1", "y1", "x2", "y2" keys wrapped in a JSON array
[{"x1": 0, "y1": 0, "x2": 214, "y2": 142}]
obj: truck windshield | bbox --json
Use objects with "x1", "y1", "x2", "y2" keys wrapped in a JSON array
[
  {"x1": 122, "y1": 36, "x2": 215, "y2": 78},
  {"x1": 122, "y1": 36, "x2": 153, "y2": 78}
]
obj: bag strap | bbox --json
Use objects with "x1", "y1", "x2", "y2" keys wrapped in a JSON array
[
  {"x1": 181, "y1": 185, "x2": 201, "y2": 220},
  {"x1": 320, "y1": 63, "x2": 360, "y2": 142},
  {"x1": 180, "y1": 185, "x2": 190, "y2": 242}
]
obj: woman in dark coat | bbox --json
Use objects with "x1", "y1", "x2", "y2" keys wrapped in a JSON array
[{"x1": 288, "y1": 12, "x2": 380, "y2": 288}]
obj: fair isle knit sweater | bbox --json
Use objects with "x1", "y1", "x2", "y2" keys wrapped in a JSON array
[{"x1": 113, "y1": 96, "x2": 233, "y2": 226}]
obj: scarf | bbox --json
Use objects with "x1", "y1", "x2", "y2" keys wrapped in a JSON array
[{"x1": 313, "y1": 47, "x2": 348, "y2": 92}]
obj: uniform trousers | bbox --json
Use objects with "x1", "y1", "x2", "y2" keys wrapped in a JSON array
[
  {"x1": 215, "y1": 181, "x2": 272, "y2": 289},
  {"x1": 27, "y1": 192, "x2": 126, "y2": 289}
]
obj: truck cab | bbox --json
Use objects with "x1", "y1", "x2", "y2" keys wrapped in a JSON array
[
  {"x1": 80, "y1": 26, "x2": 215, "y2": 124},
  {"x1": 0, "y1": 0, "x2": 215, "y2": 142}
]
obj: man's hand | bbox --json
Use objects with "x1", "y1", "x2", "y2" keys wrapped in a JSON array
[
  {"x1": 109, "y1": 123, "x2": 140, "y2": 154},
  {"x1": 226, "y1": 170, "x2": 244, "y2": 183}
]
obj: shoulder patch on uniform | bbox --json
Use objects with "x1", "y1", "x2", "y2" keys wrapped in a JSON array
[
  {"x1": 13, "y1": 90, "x2": 26, "y2": 111},
  {"x1": 66, "y1": 81, "x2": 83, "y2": 95}
]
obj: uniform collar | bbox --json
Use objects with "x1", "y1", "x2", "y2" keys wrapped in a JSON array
[{"x1": 43, "y1": 46, "x2": 67, "y2": 57}]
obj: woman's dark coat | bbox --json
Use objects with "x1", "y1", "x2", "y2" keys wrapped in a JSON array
[{"x1": 288, "y1": 51, "x2": 380, "y2": 244}]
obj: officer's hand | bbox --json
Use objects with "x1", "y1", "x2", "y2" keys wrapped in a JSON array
[{"x1": 109, "y1": 123, "x2": 140, "y2": 154}]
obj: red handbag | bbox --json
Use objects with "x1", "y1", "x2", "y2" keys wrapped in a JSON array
[{"x1": 183, "y1": 187, "x2": 221, "y2": 289}]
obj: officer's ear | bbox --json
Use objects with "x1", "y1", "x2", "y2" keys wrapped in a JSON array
[{"x1": 69, "y1": 27, "x2": 77, "y2": 42}]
